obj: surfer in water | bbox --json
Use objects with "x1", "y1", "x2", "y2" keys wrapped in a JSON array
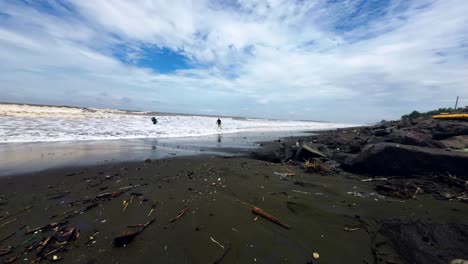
[
  {"x1": 151, "y1": 117, "x2": 158, "y2": 125},
  {"x1": 216, "y1": 118, "x2": 222, "y2": 129}
]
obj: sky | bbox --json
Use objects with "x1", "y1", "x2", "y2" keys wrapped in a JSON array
[{"x1": 0, "y1": 0, "x2": 467, "y2": 123}]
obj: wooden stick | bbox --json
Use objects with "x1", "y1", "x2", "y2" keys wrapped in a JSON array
[
  {"x1": 0, "y1": 205, "x2": 33, "y2": 221},
  {"x1": 238, "y1": 200, "x2": 290, "y2": 229},
  {"x1": 1, "y1": 218, "x2": 16, "y2": 227},
  {"x1": 168, "y1": 207, "x2": 189, "y2": 223},
  {"x1": 213, "y1": 246, "x2": 231, "y2": 264},
  {"x1": 251, "y1": 207, "x2": 290, "y2": 229},
  {"x1": 0, "y1": 232, "x2": 15, "y2": 244}
]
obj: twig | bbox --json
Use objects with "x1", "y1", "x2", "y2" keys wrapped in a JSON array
[
  {"x1": 239, "y1": 200, "x2": 290, "y2": 229},
  {"x1": 1, "y1": 218, "x2": 16, "y2": 227},
  {"x1": 210, "y1": 237, "x2": 224, "y2": 249},
  {"x1": 168, "y1": 207, "x2": 189, "y2": 223},
  {"x1": 213, "y1": 245, "x2": 231, "y2": 264},
  {"x1": 0, "y1": 232, "x2": 15, "y2": 244},
  {"x1": 0, "y1": 205, "x2": 33, "y2": 221}
]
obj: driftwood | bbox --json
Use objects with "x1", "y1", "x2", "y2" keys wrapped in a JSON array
[
  {"x1": 4, "y1": 255, "x2": 17, "y2": 263},
  {"x1": 25, "y1": 221, "x2": 68, "y2": 235},
  {"x1": 0, "y1": 205, "x2": 33, "y2": 221},
  {"x1": 168, "y1": 207, "x2": 189, "y2": 223},
  {"x1": 0, "y1": 247, "x2": 13, "y2": 256},
  {"x1": 36, "y1": 236, "x2": 53, "y2": 256},
  {"x1": 113, "y1": 219, "x2": 155, "y2": 247},
  {"x1": 33, "y1": 245, "x2": 65, "y2": 264},
  {"x1": 213, "y1": 245, "x2": 231, "y2": 264},
  {"x1": 0, "y1": 232, "x2": 15, "y2": 244},
  {"x1": 251, "y1": 207, "x2": 290, "y2": 229},
  {"x1": 239, "y1": 200, "x2": 290, "y2": 229}
]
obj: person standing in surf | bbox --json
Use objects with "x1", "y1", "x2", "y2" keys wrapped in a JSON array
[{"x1": 216, "y1": 118, "x2": 222, "y2": 129}]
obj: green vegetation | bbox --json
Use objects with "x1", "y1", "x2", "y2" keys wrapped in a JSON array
[{"x1": 401, "y1": 106, "x2": 468, "y2": 120}]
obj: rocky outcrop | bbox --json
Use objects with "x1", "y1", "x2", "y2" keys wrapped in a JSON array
[{"x1": 342, "y1": 143, "x2": 468, "y2": 178}]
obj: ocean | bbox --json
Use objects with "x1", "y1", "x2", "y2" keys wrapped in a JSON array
[{"x1": 0, "y1": 103, "x2": 353, "y2": 143}]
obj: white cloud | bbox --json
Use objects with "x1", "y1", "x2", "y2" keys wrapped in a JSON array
[{"x1": 0, "y1": 0, "x2": 467, "y2": 123}]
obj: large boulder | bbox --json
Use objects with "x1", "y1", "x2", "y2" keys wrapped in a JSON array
[
  {"x1": 368, "y1": 129, "x2": 444, "y2": 148},
  {"x1": 441, "y1": 136, "x2": 468, "y2": 149},
  {"x1": 250, "y1": 141, "x2": 296, "y2": 163},
  {"x1": 342, "y1": 143, "x2": 468, "y2": 178},
  {"x1": 431, "y1": 121, "x2": 468, "y2": 140}
]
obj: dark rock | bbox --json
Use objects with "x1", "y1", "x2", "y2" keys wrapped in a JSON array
[
  {"x1": 370, "y1": 129, "x2": 444, "y2": 148},
  {"x1": 294, "y1": 143, "x2": 327, "y2": 161},
  {"x1": 342, "y1": 143, "x2": 468, "y2": 178},
  {"x1": 432, "y1": 121, "x2": 468, "y2": 140},
  {"x1": 374, "y1": 129, "x2": 390, "y2": 136},
  {"x1": 250, "y1": 141, "x2": 295, "y2": 163},
  {"x1": 440, "y1": 136, "x2": 468, "y2": 149}
]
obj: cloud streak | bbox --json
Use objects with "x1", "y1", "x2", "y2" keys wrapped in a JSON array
[{"x1": 0, "y1": 0, "x2": 467, "y2": 123}]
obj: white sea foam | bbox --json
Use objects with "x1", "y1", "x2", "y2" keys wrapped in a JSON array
[{"x1": 0, "y1": 104, "x2": 355, "y2": 143}]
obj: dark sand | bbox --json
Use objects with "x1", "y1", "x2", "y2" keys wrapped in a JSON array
[{"x1": 0, "y1": 132, "x2": 467, "y2": 263}]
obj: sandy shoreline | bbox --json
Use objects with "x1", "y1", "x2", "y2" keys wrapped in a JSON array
[
  {"x1": 0, "y1": 127, "x2": 467, "y2": 264},
  {"x1": 1, "y1": 154, "x2": 466, "y2": 264}
]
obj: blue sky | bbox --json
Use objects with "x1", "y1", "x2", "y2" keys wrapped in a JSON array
[{"x1": 0, "y1": 0, "x2": 467, "y2": 123}]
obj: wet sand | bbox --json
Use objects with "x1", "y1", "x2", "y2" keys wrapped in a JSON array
[
  {"x1": 1, "y1": 153, "x2": 467, "y2": 263},
  {"x1": 0, "y1": 131, "x2": 312, "y2": 176}
]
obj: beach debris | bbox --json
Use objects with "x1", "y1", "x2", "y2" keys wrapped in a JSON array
[
  {"x1": 361, "y1": 178, "x2": 388, "y2": 182},
  {"x1": 85, "y1": 231, "x2": 99, "y2": 245},
  {"x1": 47, "y1": 191, "x2": 71, "y2": 200},
  {"x1": 313, "y1": 252, "x2": 320, "y2": 259},
  {"x1": 292, "y1": 190, "x2": 311, "y2": 195},
  {"x1": 305, "y1": 159, "x2": 326, "y2": 172},
  {"x1": 213, "y1": 245, "x2": 231, "y2": 264},
  {"x1": 4, "y1": 255, "x2": 17, "y2": 263},
  {"x1": 25, "y1": 221, "x2": 68, "y2": 235},
  {"x1": 168, "y1": 207, "x2": 189, "y2": 223},
  {"x1": 375, "y1": 183, "x2": 423, "y2": 199},
  {"x1": 274, "y1": 172, "x2": 294, "y2": 181},
  {"x1": 346, "y1": 191, "x2": 364, "y2": 197},
  {"x1": 0, "y1": 232, "x2": 15, "y2": 244},
  {"x1": 210, "y1": 237, "x2": 224, "y2": 249},
  {"x1": 296, "y1": 143, "x2": 327, "y2": 160},
  {"x1": 0, "y1": 205, "x2": 33, "y2": 221},
  {"x1": 253, "y1": 216, "x2": 259, "y2": 221},
  {"x1": 123, "y1": 200, "x2": 129, "y2": 212},
  {"x1": 239, "y1": 201, "x2": 290, "y2": 229},
  {"x1": 113, "y1": 219, "x2": 155, "y2": 247},
  {"x1": 148, "y1": 208, "x2": 154, "y2": 216},
  {"x1": 344, "y1": 226, "x2": 359, "y2": 232},
  {"x1": 251, "y1": 206, "x2": 290, "y2": 229},
  {"x1": 51, "y1": 255, "x2": 62, "y2": 262},
  {"x1": 1, "y1": 218, "x2": 16, "y2": 227},
  {"x1": 55, "y1": 227, "x2": 78, "y2": 242},
  {"x1": 34, "y1": 245, "x2": 65, "y2": 263},
  {"x1": 119, "y1": 184, "x2": 143, "y2": 191},
  {"x1": 450, "y1": 259, "x2": 468, "y2": 264},
  {"x1": 0, "y1": 247, "x2": 13, "y2": 256}
]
